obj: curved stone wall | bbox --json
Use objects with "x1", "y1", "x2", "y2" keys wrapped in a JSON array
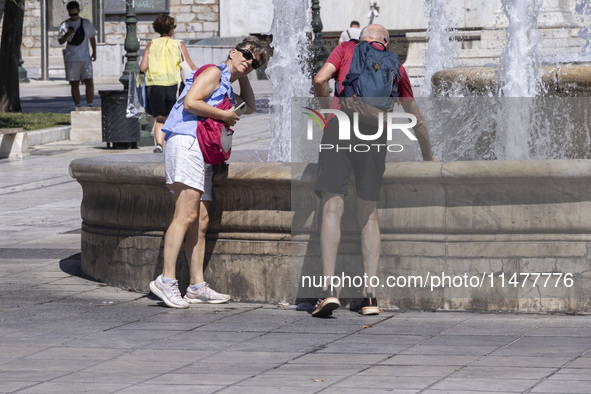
[
  {"x1": 432, "y1": 63, "x2": 591, "y2": 96},
  {"x1": 69, "y1": 154, "x2": 591, "y2": 312}
]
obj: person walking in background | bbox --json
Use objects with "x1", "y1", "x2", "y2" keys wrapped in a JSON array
[
  {"x1": 149, "y1": 37, "x2": 270, "y2": 309},
  {"x1": 140, "y1": 14, "x2": 196, "y2": 153},
  {"x1": 57, "y1": 1, "x2": 97, "y2": 108},
  {"x1": 338, "y1": 20, "x2": 361, "y2": 43}
]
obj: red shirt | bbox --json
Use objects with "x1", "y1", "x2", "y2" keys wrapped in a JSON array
[{"x1": 326, "y1": 41, "x2": 415, "y2": 102}]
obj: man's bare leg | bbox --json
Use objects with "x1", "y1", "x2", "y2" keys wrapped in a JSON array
[
  {"x1": 312, "y1": 192, "x2": 345, "y2": 317},
  {"x1": 83, "y1": 78, "x2": 94, "y2": 105},
  {"x1": 70, "y1": 81, "x2": 81, "y2": 105},
  {"x1": 320, "y1": 192, "x2": 345, "y2": 284},
  {"x1": 357, "y1": 197, "x2": 380, "y2": 297}
]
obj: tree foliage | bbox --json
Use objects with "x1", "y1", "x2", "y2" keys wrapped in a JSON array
[{"x1": 0, "y1": 0, "x2": 25, "y2": 112}]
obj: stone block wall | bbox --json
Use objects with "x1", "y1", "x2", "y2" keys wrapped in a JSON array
[
  {"x1": 3, "y1": 0, "x2": 219, "y2": 77},
  {"x1": 21, "y1": 1, "x2": 43, "y2": 59},
  {"x1": 103, "y1": 0, "x2": 219, "y2": 46}
]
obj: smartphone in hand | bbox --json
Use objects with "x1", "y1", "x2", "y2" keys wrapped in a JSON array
[{"x1": 234, "y1": 102, "x2": 247, "y2": 116}]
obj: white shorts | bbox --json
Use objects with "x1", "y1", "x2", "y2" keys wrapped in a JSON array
[
  {"x1": 165, "y1": 133, "x2": 213, "y2": 201},
  {"x1": 65, "y1": 61, "x2": 93, "y2": 81}
]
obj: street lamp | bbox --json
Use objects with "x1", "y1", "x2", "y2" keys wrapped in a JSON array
[
  {"x1": 119, "y1": 0, "x2": 140, "y2": 90},
  {"x1": 309, "y1": 0, "x2": 329, "y2": 77}
]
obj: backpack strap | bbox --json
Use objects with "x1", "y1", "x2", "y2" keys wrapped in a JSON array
[
  {"x1": 193, "y1": 64, "x2": 217, "y2": 81},
  {"x1": 176, "y1": 64, "x2": 218, "y2": 105}
]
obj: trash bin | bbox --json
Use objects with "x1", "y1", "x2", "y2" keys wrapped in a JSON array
[{"x1": 99, "y1": 90, "x2": 141, "y2": 148}]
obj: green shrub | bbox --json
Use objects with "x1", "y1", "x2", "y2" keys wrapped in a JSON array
[{"x1": 0, "y1": 113, "x2": 70, "y2": 131}]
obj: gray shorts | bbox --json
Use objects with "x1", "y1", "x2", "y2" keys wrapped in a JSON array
[
  {"x1": 165, "y1": 133, "x2": 213, "y2": 201},
  {"x1": 65, "y1": 60, "x2": 93, "y2": 81}
]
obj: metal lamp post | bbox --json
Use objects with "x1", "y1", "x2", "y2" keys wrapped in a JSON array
[
  {"x1": 18, "y1": 49, "x2": 29, "y2": 82},
  {"x1": 309, "y1": 0, "x2": 329, "y2": 77},
  {"x1": 119, "y1": 0, "x2": 140, "y2": 90}
]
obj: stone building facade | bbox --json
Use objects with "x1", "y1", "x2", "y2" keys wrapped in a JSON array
[
  {"x1": 100, "y1": 0, "x2": 220, "y2": 46},
  {"x1": 3, "y1": 0, "x2": 589, "y2": 85},
  {"x1": 7, "y1": 0, "x2": 220, "y2": 81}
]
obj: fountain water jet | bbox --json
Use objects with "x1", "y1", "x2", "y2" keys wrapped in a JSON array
[
  {"x1": 420, "y1": 0, "x2": 457, "y2": 97},
  {"x1": 499, "y1": 0, "x2": 544, "y2": 98},
  {"x1": 495, "y1": 0, "x2": 543, "y2": 159},
  {"x1": 266, "y1": 0, "x2": 312, "y2": 162}
]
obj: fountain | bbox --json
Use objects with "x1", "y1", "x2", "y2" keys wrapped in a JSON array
[
  {"x1": 70, "y1": 0, "x2": 591, "y2": 313},
  {"x1": 266, "y1": 0, "x2": 312, "y2": 162},
  {"x1": 428, "y1": 0, "x2": 591, "y2": 161}
]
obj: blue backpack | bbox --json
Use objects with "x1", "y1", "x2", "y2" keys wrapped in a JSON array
[{"x1": 338, "y1": 41, "x2": 401, "y2": 111}]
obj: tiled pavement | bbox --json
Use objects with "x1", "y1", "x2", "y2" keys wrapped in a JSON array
[{"x1": 0, "y1": 81, "x2": 589, "y2": 393}]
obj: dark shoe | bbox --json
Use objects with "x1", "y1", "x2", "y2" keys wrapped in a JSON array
[
  {"x1": 311, "y1": 290, "x2": 340, "y2": 317},
  {"x1": 359, "y1": 293, "x2": 380, "y2": 315},
  {"x1": 153, "y1": 144, "x2": 163, "y2": 153}
]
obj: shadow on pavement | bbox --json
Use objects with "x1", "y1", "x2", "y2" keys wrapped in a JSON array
[{"x1": 59, "y1": 252, "x2": 83, "y2": 276}]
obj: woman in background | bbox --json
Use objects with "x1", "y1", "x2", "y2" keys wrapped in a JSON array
[{"x1": 140, "y1": 14, "x2": 196, "y2": 153}]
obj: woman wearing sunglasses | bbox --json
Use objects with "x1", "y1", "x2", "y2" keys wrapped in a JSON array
[{"x1": 149, "y1": 36, "x2": 270, "y2": 309}]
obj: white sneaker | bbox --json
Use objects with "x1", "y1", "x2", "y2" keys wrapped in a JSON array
[
  {"x1": 149, "y1": 275, "x2": 189, "y2": 309},
  {"x1": 184, "y1": 283, "x2": 230, "y2": 304}
]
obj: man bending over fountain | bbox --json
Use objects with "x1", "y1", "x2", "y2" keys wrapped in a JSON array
[{"x1": 312, "y1": 24, "x2": 435, "y2": 317}]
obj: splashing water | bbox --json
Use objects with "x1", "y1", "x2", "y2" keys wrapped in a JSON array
[
  {"x1": 543, "y1": 0, "x2": 591, "y2": 63},
  {"x1": 266, "y1": 0, "x2": 312, "y2": 162},
  {"x1": 426, "y1": 95, "x2": 591, "y2": 161},
  {"x1": 496, "y1": 0, "x2": 544, "y2": 159},
  {"x1": 499, "y1": 0, "x2": 543, "y2": 97},
  {"x1": 421, "y1": 0, "x2": 456, "y2": 97},
  {"x1": 427, "y1": 0, "x2": 591, "y2": 161},
  {"x1": 575, "y1": 0, "x2": 591, "y2": 55}
]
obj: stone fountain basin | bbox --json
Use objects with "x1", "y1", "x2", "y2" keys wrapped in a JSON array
[
  {"x1": 432, "y1": 63, "x2": 591, "y2": 96},
  {"x1": 69, "y1": 154, "x2": 591, "y2": 313}
]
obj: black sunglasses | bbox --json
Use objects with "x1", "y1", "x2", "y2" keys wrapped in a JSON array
[
  {"x1": 69, "y1": 12, "x2": 79, "y2": 17},
  {"x1": 236, "y1": 48, "x2": 260, "y2": 69}
]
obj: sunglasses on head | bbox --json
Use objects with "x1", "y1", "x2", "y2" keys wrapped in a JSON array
[{"x1": 236, "y1": 48, "x2": 260, "y2": 69}]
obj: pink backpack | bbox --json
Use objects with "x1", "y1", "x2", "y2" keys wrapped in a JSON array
[{"x1": 193, "y1": 64, "x2": 234, "y2": 164}]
